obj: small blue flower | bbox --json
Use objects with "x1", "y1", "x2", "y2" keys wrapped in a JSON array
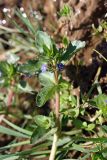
[
  {"x1": 57, "y1": 63, "x2": 64, "y2": 71},
  {"x1": 41, "y1": 64, "x2": 47, "y2": 72},
  {"x1": 105, "y1": 100, "x2": 107, "y2": 103}
]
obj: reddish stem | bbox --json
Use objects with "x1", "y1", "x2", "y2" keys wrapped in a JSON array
[
  {"x1": 7, "y1": 89, "x2": 14, "y2": 107},
  {"x1": 55, "y1": 92, "x2": 60, "y2": 119},
  {"x1": 54, "y1": 69, "x2": 60, "y2": 119},
  {"x1": 49, "y1": 68, "x2": 60, "y2": 160}
]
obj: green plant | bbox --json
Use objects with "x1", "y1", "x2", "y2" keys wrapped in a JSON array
[
  {"x1": 59, "y1": 4, "x2": 72, "y2": 17},
  {"x1": 92, "y1": 20, "x2": 107, "y2": 41},
  {"x1": 0, "y1": 8, "x2": 107, "y2": 160}
]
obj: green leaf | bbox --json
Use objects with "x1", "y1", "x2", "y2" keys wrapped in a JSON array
[
  {"x1": 62, "y1": 36, "x2": 69, "y2": 47},
  {"x1": 57, "y1": 136, "x2": 72, "y2": 147},
  {"x1": 34, "y1": 115, "x2": 51, "y2": 129},
  {"x1": 72, "y1": 143, "x2": 89, "y2": 153},
  {"x1": 80, "y1": 154, "x2": 91, "y2": 160},
  {"x1": 17, "y1": 60, "x2": 40, "y2": 75},
  {"x1": 91, "y1": 94, "x2": 107, "y2": 108},
  {"x1": 15, "y1": 9, "x2": 35, "y2": 35},
  {"x1": 35, "y1": 31, "x2": 53, "y2": 54},
  {"x1": 31, "y1": 127, "x2": 46, "y2": 144},
  {"x1": 0, "y1": 61, "x2": 15, "y2": 78},
  {"x1": 69, "y1": 107, "x2": 79, "y2": 118},
  {"x1": 92, "y1": 153, "x2": 106, "y2": 160},
  {"x1": 86, "y1": 124, "x2": 95, "y2": 131},
  {"x1": 82, "y1": 122, "x2": 87, "y2": 128},
  {"x1": 73, "y1": 119, "x2": 83, "y2": 128},
  {"x1": 73, "y1": 119, "x2": 95, "y2": 131},
  {"x1": 59, "y1": 4, "x2": 72, "y2": 17},
  {"x1": 62, "y1": 129, "x2": 81, "y2": 136},
  {"x1": 31, "y1": 128, "x2": 57, "y2": 144},
  {"x1": 3, "y1": 118, "x2": 32, "y2": 136},
  {"x1": 61, "y1": 40, "x2": 85, "y2": 61},
  {"x1": 0, "y1": 156, "x2": 19, "y2": 160},
  {"x1": 0, "y1": 126, "x2": 29, "y2": 138},
  {"x1": 36, "y1": 71, "x2": 57, "y2": 107},
  {"x1": 69, "y1": 95, "x2": 77, "y2": 107},
  {"x1": 0, "y1": 140, "x2": 30, "y2": 151},
  {"x1": 43, "y1": 44, "x2": 52, "y2": 57},
  {"x1": 0, "y1": 142, "x2": 51, "y2": 159},
  {"x1": 0, "y1": 148, "x2": 50, "y2": 160},
  {"x1": 36, "y1": 84, "x2": 57, "y2": 107},
  {"x1": 39, "y1": 72, "x2": 55, "y2": 86},
  {"x1": 12, "y1": 19, "x2": 27, "y2": 34},
  {"x1": 73, "y1": 136, "x2": 107, "y2": 143},
  {"x1": 62, "y1": 107, "x2": 79, "y2": 118},
  {"x1": 90, "y1": 94, "x2": 107, "y2": 116},
  {"x1": 102, "y1": 125, "x2": 107, "y2": 133}
]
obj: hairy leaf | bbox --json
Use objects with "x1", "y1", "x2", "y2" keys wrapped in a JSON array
[
  {"x1": 61, "y1": 40, "x2": 85, "y2": 61},
  {"x1": 17, "y1": 60, "x2": 41, "y2": 75},
  {"x1": 34, "y1": 115, "x2": 51, "y2": 129},
  {"x1": 35, "y1": 31, "x2": 53, "y2": 55},
  {"x1": 36, "y1": 84, "x2": 57, "y2": 107},
  {"x1": 39, "y1": 72, "x2": 55, "y2": 86}
]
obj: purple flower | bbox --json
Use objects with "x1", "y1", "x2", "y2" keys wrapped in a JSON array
[
  {"x1": 57, "y1": 63, "x2": 64, "y2": 71},
  {"x1": 41, "y1": 64, "x2": 47, "y2": 72},
  {"x1": 105, "y1": 100, "x2": 107, "y2": 103}
]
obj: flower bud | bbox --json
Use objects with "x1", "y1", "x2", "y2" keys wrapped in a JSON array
[{"x1": 57, "y1": 63, "x2": 64, "y2": 71}]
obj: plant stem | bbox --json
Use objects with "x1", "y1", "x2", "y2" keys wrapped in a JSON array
[
  {"x1": 93, "y1": 66, "x2": 102, "y2": 94},
  {"x1": 55, "y1": 91, "x2": 60, "y2": 119},
  {"x1": 54, "y1": 69, "x2": 60, "y2": 120},
  {"x1": 7, "y1": 88, "x2": 14, "y2": 107},
  {"x1": 93, "y1": 49, "x2": 107, "y2": 62},
  {"x1": 49, "y1": 69, "x2": 60, "y2": 160},
  {"x1": 49, "y1": 133, "x2": 58, "y2": 160}
]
